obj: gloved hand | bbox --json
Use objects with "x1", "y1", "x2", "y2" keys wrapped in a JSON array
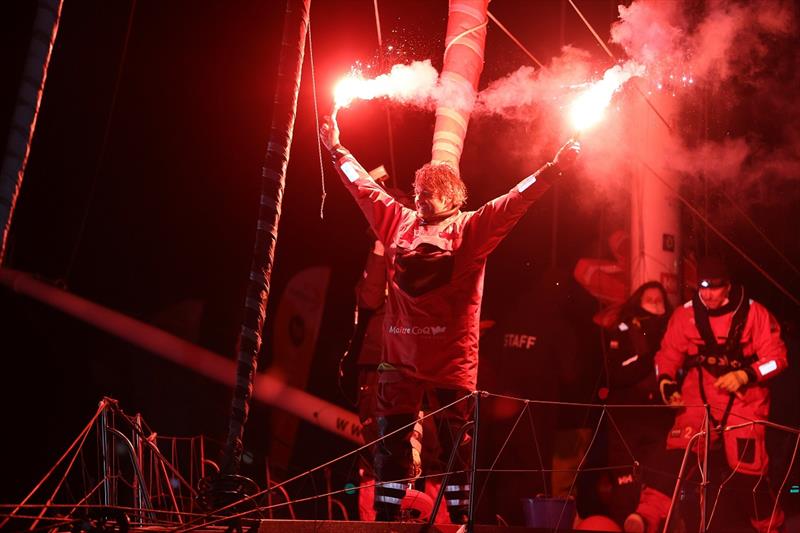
[
  {"x1": 714, "y1": 369, "x2": 749, "y2": 393},
  {"x1": 551, "y1": 139, "x2": 581, "y2": 169},
  {"x1": 659, "y1": 376, "x2": 682, "y2": 406},
  {"x1": 319, "y1": 115, "x2": 341, "y2": 151}
]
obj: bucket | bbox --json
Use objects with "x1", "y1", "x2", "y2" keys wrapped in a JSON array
[{"x1": 521, "y1": 495, "x2": 576, "y2": 530}]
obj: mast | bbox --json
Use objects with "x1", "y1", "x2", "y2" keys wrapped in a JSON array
[
  {"x1": 628, "y1": 90, "x2": 682, "y2": 305},
  {"x1": 0, "y1": 0, "x2": 63, "y2": 264},
  {"x1": 431, "y1": 0, "x2": 489, "y2": 168},
  {"x1": 218, "y1": 0, "x2": 311, "y2": 480}
]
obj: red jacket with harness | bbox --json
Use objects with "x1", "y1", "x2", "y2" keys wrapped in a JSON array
[
  {"x1": 656, "y1": 287, "x2": 787, "y2": 474},
  {"x1": 333, "y1": 146, "x2": 556, "y2": 390}
]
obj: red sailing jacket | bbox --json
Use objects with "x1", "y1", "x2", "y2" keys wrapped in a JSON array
[
  {"x1": 333, "y1": 146, "x2": 556, "y2": 389},
  {"x1": 656, "y1": 293, "x2": 787, "y2": 471},
  {"x1": 354, "y1": 250, "x2": 388, "y2": 367},
  {"x1": 656, "y1": 296, "x2": 787, "y2": 389}
]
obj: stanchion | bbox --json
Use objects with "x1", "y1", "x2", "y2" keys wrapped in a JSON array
[
  {"x1": 699, "y1": 403, "x2": 711, "y2": 533},
  {"x1": 467, "y1": 391, "x2": 481, "y2": 533}
]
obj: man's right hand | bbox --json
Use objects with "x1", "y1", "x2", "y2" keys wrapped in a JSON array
[
  {"x1": 659, "y1": 377, "x2": 683, "y2": 406},
  {"x1": 320, "y1": 115, "x2": 340, "y2": 151}
]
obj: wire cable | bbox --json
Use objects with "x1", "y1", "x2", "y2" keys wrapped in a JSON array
[
  {"x1": 64, "y1": 0, "x2": 138, "y2": 283},
  {"x1": 306, "y1": 20, "x2": 327, "y2": 219},
  {"x1": 174, "y1": 393, "x2": 475, "y2": 531},
  {"x1": 567, "y1": 0, "x2": 614, "y2": 58},
  {"x1": 487, "y1": 10, "x2": 543, "y2": 68},
  {"x1": 633, "y1": 154, "x2": 800, "y2": 306},
  {"x1": 372, "y1": 0, "x2": 398, "y2": 184}
]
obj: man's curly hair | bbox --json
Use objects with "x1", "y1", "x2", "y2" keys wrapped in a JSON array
[{"x1": 413, "y1": 162, "x2": 468, "y2": 208}]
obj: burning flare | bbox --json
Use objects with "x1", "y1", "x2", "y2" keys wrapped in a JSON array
[
  {"x1": 332, "y1": 60, "x2": 439, "y2": 116},
  {"x1": 568, "y1": 60, "x2": 644, "y2": 133}
]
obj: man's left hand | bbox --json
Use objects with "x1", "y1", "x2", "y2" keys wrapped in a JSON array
[
  {"x1": 714, "y1": 369, "x2": 749, "y2": 393},
  {"x1": 551, "y1": 140, "x2": 581, "y2": 170}
]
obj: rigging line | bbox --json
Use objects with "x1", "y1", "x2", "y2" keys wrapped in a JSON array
[
  {"x1": 0, "y1": 400, "x2": 107, "y2": 528},
  {"x1": 591, "y1": 79, "x2": 799, "y2": 305},
  {"x1": 64, "y1": 0, "x2": 138, "y2": 284},
  {"x1": 604, "y1": 407, "x2": 637, "y2": 465},
  {"x1": 373, "y1": 0, "x2": 397, "y2": 184},
  {"x1": 306, "y1": 20, "x2": 326, "y2": 219},
  {"x1": 475, "y1": 465, "x2": 624, "y2": 474},
  {"x1": 176, "y1": 393, "x2": 475, "y2": 531},
  {"x1": 707, "y1": 425, "x2": 757, "y2": 529},
  {"x1": 254, "y1": 470, "x2": 460, "y2": 515},
  {"x1": 634, "y1": 154, "x2": 800, "y2": 306},
  {"x1": 631, "y1": 80, "x2": 673, "y2": 132},
  {"x1": 474, "y1": 401, "x2": 530, "y2": 508},
  {"x1": 526, "y1": 403, "x2": 549, "y2": 495},
  {"x1": 567, "y1": 0, "x2": 614, "y2": 59},
  {"x1": 567, "y1": 1, "x2": 674, "y2": 134},
  {"x1": 719, "y1": 187, "x2": 800, "y2": 278},
  {"x1": 770, "y1": 432, "x2": 800, "y2": 532},
  {"x1": 679, "y1": 85, "x2": 789, "y2": 266},
  {"x1": 486, "y1": 390, "x2": 691, "y2": 410},
  {"x1": 561, "y1": 407, "x2": 607, "y2": 507},
  {"x1": 486, "y1": 11, "x2": 543, "y2": 68},
  {"x1": 29, "y1": 403, "x2": 111, "y2": 531}
]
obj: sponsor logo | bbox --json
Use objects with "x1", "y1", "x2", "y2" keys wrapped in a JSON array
[
  {"x1": 388, "y1": 325, "x2": 447, "y2": 336},
  {"x1": 617, "y1": 474, "x2": 634, "y2": 486}
]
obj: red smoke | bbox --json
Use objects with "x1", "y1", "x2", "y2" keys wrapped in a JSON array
[{"x1": 333, "y1": 0, "x2": 798, "y2": 206}]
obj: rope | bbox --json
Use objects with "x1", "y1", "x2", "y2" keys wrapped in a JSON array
[
  {"x1": 567, "y1": 0, "x2": 614, "y2": 59},
  {"x1": 176, "y1": 393, "x2": 475, "y2": 531},
  {"x1": 8, "y1": 392, "x2": 796, "y2": 531},
  {"x1": 443, "y1": 20, "x2": 488, "y2": 58},
  {"x1": 567, "y1": 0, "x2": 674, "y2": 133},
  {"x1": 769, "y1": 431, "x2": 800, "y2": 532},
  {"x1": 0, "y1": 400, "x2": 107, "y2": 528},
  {"x1": 373, "y1": 0, "x2": 398, "y2": 185},
  {"x1": 558, "y1": 407, "x2": 608, "y2": 520},
  {"x1": 719, "y1": 187, "x2": 800, "y2": 279},
  {"x1": 306, "y1": 21, "x2": 326, "y2": 219},
  {"x1": 475, "y1": 400, "x2": 530, "y2": 507},
  {"x1": 487, "y1": 11, "x2": 543, "y2": 68},
  {"x1": 633, "y1": 154, "x2": 800, "y2": 306}
]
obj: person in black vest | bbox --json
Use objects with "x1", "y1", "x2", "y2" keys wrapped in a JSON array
[
  {"x1": 602, "y1": 281, "x2": 674, "y2": 527},
  {"x1": 624, "y1": 257, "x2": 788, "y2": 533}
]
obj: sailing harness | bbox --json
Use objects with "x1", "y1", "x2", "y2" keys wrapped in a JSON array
[{"x1": 689, "y1": 284, "x2": 756, "y2": 433}]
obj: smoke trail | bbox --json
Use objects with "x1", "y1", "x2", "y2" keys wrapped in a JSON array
[
  {"x1": 473, "y1": 46, "x2": 594, "y2": 121},
  {"x1": 612, "y1": 0, "x2": 794, "y2": 85},
  {"x1": 609, "y1": 0, "x2": 798, "y2": 191},
  {"x1": 334, "y1": 59, "x2": 439, "y2": 110},
  {"x1": 331, "y1": 0, "x2": 797, "y2": 209}
]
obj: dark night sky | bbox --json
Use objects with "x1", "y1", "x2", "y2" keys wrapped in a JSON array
[{"x1": 1, "y1": 0, "x2": 799, "y2": 513}]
